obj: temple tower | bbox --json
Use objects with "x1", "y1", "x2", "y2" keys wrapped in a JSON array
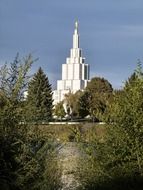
[{"x1": 53, "y1": 21, "x2": 90, "y2": 104}]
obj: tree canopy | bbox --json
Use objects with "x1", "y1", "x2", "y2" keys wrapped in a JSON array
[
  {"x1": 86, "y1": 77, "x2": 113, "y2": 94},
  {"x1": 78, "y1": 77, "x2": 113, "y2": 121},
  {"x1": 26, "y1": 67, "x2": 53, "y2": 122}
]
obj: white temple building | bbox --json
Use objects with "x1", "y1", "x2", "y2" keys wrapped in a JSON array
[{"x1": 53, "y1": 21, "x2": 90, "y2": 104}]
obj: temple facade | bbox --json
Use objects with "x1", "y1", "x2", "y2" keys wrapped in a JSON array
[{"x1": 53, "y1": 21, "x2": 90, "y2": 104}]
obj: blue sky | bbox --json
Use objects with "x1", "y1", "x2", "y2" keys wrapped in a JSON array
[{"x1": 1, "y1": 0, "x2": 143, "y2": 89}]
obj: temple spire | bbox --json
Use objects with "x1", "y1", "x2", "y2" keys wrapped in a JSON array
[
  {"x1": 75, "y1": 20, "x2": 78, "y2": 31},
  {"x1": 73, "y1": 20, "x2": 79, "y2": 48},
  {"x1": 52, "y1": 21, "x2": 90, "y2": 105}
]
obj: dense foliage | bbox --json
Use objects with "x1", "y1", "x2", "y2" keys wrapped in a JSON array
[
  {"x1": 53, "y1": 101, "x2": 66, "y2": 119},
  {"x1": 64, "y1": 90, "x2": 82, "y2": 118},
  {"x1": 26, "y1": 67, "x2": 53, "y2": 122},
  {"x1": 0, "y1": 55, "x2": 61, "y2": 190},
  {"x1": 78, "y1": 64, "x2": 143, "y2": 190},
  {"x1": 78, "y1": 77, "x2": 113, "y2": 121}
]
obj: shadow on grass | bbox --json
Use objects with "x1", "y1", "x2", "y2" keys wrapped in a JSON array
[{"x1": 81, "y1": 176, "x2": 143, "y2": 190}]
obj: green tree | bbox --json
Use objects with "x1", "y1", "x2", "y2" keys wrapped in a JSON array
[
  {"x1": 0, "y1": 53, "x2": 34, "y2": 101},
  {"x1": 54, "y1": 101, "x2": 66, "y2": 120},
  {"x1": 79, "y1": 64, "x2": 143, "y2": 189},
  {"x1": 86, "y1": 77, "x2": 113, "y2": 94},
  {"x1": 78, "y1": 91, "x2": 91, "y2": 118},
  {"x1": 79, "y1": 77, "x2": 113, "y2": 121},
  {"x1": 98, "y1": 66, "x2": 143, "y2": 186},
  {"x1": 0, "y1": 55, "x2": 61, "y2": 190},
  {"x1": 64, "y1": 90, "x2": 82, "y2": 118},
  {"x1": 0, "y1": 54, "x2": 34, "y2": 189},
  {"x1": 26, "y1": 67, "x2": 53, "y2": 122}
]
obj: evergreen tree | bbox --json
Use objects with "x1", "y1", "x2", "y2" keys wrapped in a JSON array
[{"x1": 27, "y1": 67, "x2": 53, "y2": 122}]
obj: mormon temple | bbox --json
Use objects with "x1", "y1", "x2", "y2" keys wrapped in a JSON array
[{"x1": 53, "y1": 21, "x2": 90, "y2": 104}]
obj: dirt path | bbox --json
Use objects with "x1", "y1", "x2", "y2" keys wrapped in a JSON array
[{"x1": 58, "y1": 142, "x2": 81, "y2": 190}]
